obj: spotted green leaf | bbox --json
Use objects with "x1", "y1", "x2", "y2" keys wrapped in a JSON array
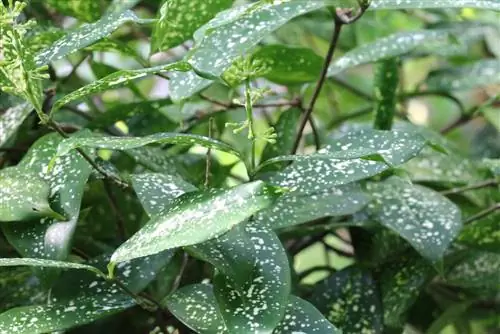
[
  {"x1": 109, "y1": 181, "x2": 283, "y2": 266},
  {"x1": 327, "y1": 28, "x2": 483, "y2": 76},
  {"x1": 369, "y1": 0, "x2": 500, "y2": 10},
  {"x1": 249, "y1": 45, "x2": 324, "y2": 85},
  {"x1": 151, "y1": 0, "x2": 234, "y2": 53},
  {"x1": 0, "y1": 268, "x2": 45, "y2": 313},
  {"x1": 0, "y1": 252, "x2": 170, "y2": 334},
  {"x1": 51, "y1": 62, "x2": 190, "y2": 114},
  {"x1": 131, "y1": 172, "x2": 197, "y2": 217},
  {"x1": 253, "y1": 183, "x2": 370, "y2": 230},
  {"x1": 2, "y1": 132, "x2": 92, "y2": 285},
  {"x1": 166, "y1": 283, "x2": 228, "y2": 333},
  {"x1": 273, "y1": 296, "x2": 340, "y2": 334},
  {"x1": 54, "y1": 132, "x2": 241, "y2": 164},
  {"x1": 169, "y1": 70, "x2": 213, "y2": 102},
  {"x1": 0, "y1": 258, "x2": 104, "y2": 277},
  {"x1": 446, "y1": 251, "x2": 500, "y2": 289},
  {"x1": 373, "y1": 58, "x2": 399, "y2": 131},
  {"x1": 0, "y1": 102, "x2": 32, "y2": 147},
  {"x1": 379, "y1": 255, "x2": 434, "y2": 328},
  {"x1": 268, "y1": 129, "x2": 427, "y2": 195},
  {"x1": 366, "y1": 177, "x2": 462, "y2": 262},
  {"x1": 426, "y1": 60, "x2": 500, "y2": 91},
  {"x1": 0, "y1": 167, "x2": 63, "y2": 222},
  {"x1": 45, "y1": 0, "x2": 102, "y2": 22},
  {"x1": 458, "y1": 214, "x2": 500, "y2": 253},
  {"x1": 209, "y1": 226, "x2": 291, "y2": 333},
  {"x1": 310, "y1": 266, "x2": 383, "y2": 334},
  {"x1": 35, "y1": 10, "x2": 148, "y2": 66}
]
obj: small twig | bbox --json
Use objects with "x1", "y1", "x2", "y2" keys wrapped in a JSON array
[
  {"x1": 199, "y1": 93, "x2": 300, "y2": 109},
  {"x1": 61, "y1": 54, "x2": 89, "y2": 84},
  {"x1": 103, "y1": 180, "x2": 128, "y2": 241},
  {"x1": 170, "y1": 252, "x2": 189, "y2": 294},
  {"x1": 331, "y1": 77, "x2": 373, "y2": 101},
  {"x1": 204, "y1": 118, "x2": 214, "y2": 188},
  {"x1": 441, "y1": 179, "x2": 498, "y2": 196},
  {"x1": 400, "y1": 91, "x2": 466, "y2": 116},
  {"x1": 463, "y1": 203, "x2": 500, "y2": 225},
  {"x1": 327, "y1": 106, "x2": 372, "y2": 129},
  {"x1": 292, "y1": 17, "x2": 345, "y2": 154},
  {"x1": 63, "y1": 105, "x2": 93, "y2": 121},
  {"x1": 323, "y1": 242, "x2": 354, "y2": 258}
]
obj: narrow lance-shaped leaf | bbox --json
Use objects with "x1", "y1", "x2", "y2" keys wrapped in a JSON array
[
  {"x1": 273, "y1": 296, "x2": 341, "y2": 334},
  {"x1": 151, "y1": 0, "x2": 234, "y2": 53},
  {"x1": 50, "y1": 62, "x2": 190, "y2": 114},
  {"x1": 0, "y1": 167, "x2": 64, "y2": 222},
  {"x1": 53, "y1": 132, "x2": 241, "y2": 166},
  {"x1": 328, "y1": 29, "x2": 461, "y2": 76},
  {"x1": 0, "y1": 102, "x2": 32, "y2": 147},
  {"x1": 369, "y1": 0, "x2": 500, "y2": 10},
  {"x1": 426, "y1": 59, "x2": 500, "y2": 91},
  {"x1": 0, "y1": 258, "x2": 104, "y2": 278},
  {"x1": 109, "y1": 181, "x2": 284, "y2": 267},
  {"x1": 309, "y1": 266, "x2": 383, "y2": 334},
  {"x1": 35, "y1": 10, "x2": 150, "y2": 66},
  {"x1": 366, "y1": 177, "x2": 462, "y2": 262}
]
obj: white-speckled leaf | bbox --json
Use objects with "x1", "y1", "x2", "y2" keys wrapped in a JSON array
[
  {"x1": 54, "y1": 132, "x2": 241, "y2": 163},
  {"x1": 379, "y1": 255, "x2": 434, "y2": 328},
  {"x1": 446, "y1": 251, "x2": 500, "y2": 289},
  {"x1": 0, "y1": 167, "x2": 63, "y2": 222},
  {"x1": 166, "y1": 283, "x2": 228, "y2": 333},
  {"x1": 310, "y1": 266, "x2": 383, "y2": 334},
  {"x1": 426, "y1": 60, "x2": 500, "y2": 91},
  {"x1": 210, "y1": 225, "x2": 291, "y2": 333},
  {"x1": 253, "y1": 183, "x2": 370, "y2": 230},
  {"x1": 273, "y1": 296, "x2": 340, "y2": 334},
  {"x1": 0, "y1": 102, "x2": 32, "y2": 147},
  {"x1": 369, "y1": 0, "x2": 500, "y2": 10},
  {"x1": 366, "y1": 177, "x2": 462, "y2": 262},
  {"x1": 35, "y1": 10, "x2": 146, "y2": 66},
  {"x1": 327, "y1": 28, "x2": 486, "y2": 76},
  {"x1": 51, "y1": 62, "x2": 190, "y2": 114},
  {"x1": 109, "y1": 181, "x2": 283, "y2": 265},
  {"x1": 0, "y1": 258, "x2": 104, "y2": 277},
  {"x1": 2, "y1": 132, "x2": 92, "y2": 284},
  {"x1": 169, "y1": 70, "x2": 213, "y2": 102},
  {"x1": 151, "y1": 0, "x2": 234, "y2": 52},
  {"x1": 262, "y1": 129, "x2": 428, "y2": 170},
  {"x1": 131, "y1": 172, "x2": 197, "y2": 217},
  {"x1": 458, "y1": 214, "x2": 500, "y2": 253}
]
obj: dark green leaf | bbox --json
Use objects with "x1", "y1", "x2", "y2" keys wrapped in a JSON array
[
  {"x1": 0, "y1": 258, "x2": 104, "y2": 277},
  {"x1": 373, "y1": 58, "x2": 399, "y2": 131},
  {"x1": 310, "y1": 266, "x2": 383, "y2": 334},
  {"x1": 109, "y1": 181, "x2": 284, "y2": 266},
  {"x1": 366, "y1": 177, "x2": 462, "y2": 261},
  {"x1": 458, "y1": 213, "x2": 500, "y2": 252},
  {"x1": 253, "y1": 183, "x2": 370, "y2": 229},
  {"x1": 427, "y1": 60, "x2": 500, "y2": 91},
  {"x1": 0, "y1": 167, "x2": 63, "y2": 222},
  {"x1": 274, "y1": 296, "x2": 340, "y2": 334},
  {"x1": 151, "y1": 0, "x2": 234, "y2": 53},
  {"x1": 446, "y1": 251, "x2": 500, "y2": 289}
]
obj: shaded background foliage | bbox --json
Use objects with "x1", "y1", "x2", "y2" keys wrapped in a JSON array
[{"x1": 0, "y1": 0, "x2": 499, "y2": 333}]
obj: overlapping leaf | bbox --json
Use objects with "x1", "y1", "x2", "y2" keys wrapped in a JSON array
[
  {"x1": 310, "y1": 266, "x2": 383, "y2": 334},
  {"x1": 366, "y1": 177, "x2": 462, "y2": 261},
  {"x1": 446, "y1": 251, "x2": 500, "y2": 289},
  {"x1": 109, "y1": 181, "x2": 283, "y2": 266},
  {"x1": 151, "y1": 0, "x2": 234, "y2": 52},
  {"x1": 369, "y1": 0, "x2": 500, "y2": 10},
  {"x1": 458, "y1": 213, "x2": 500, "y2": 252}
]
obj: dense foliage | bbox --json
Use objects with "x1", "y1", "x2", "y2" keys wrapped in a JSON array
[{"x1": 0, "y1": 0, "x2": 499, "y2": 333}]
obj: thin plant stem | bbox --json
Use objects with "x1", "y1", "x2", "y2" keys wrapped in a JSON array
[
  {"x1": 441, "y1": 179, "x2": 498, "y2": 196},
  {"x1": 463, "y1": 203, "x2": 500, "y2": 225},
  {"x1": 205, "y1": 117, "x2": 214, "y2": 188},
  {"x1": 245, "y1": 78, "x2": 256, "y2": 172}
]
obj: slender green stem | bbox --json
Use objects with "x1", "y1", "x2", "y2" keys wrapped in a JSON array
[
  {"x1": 463, "y1": 203, "x2": 500, "y2": 225},
  {"x1": 245, "y1": 78, "x2": 256, "y2": 172},
  {"x1": 441, "y1": 179, "x2": 498, "y2": 196}
]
